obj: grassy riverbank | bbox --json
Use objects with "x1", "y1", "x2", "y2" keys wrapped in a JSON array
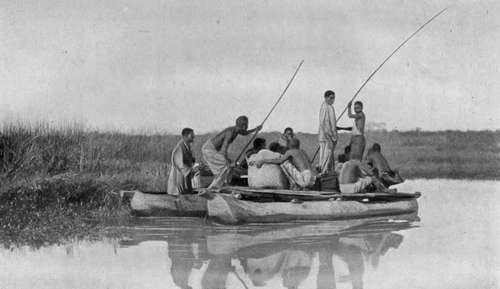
[
  {"x1": 1, "y1": 124, "x2": 499, "y2": 190},
  {"x1": 0, "y1": 124, "x2": 498, "y2": 247},
  {"x1": 0, "y1": 174, "x2": 128, "y2": 248}
]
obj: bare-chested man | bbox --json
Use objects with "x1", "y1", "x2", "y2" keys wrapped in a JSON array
[
  {"x1": 256, "y1": 138, "x2": 316, "y2": 189},
  {"x1": 347, "y1": 100, "x2": 366, "y2": 160},
  {"x1": 202, "y1": 115, "x2": 262, "y2": 176},
  {"x1": 339, "y1": 159, "x2": 389, "y2": 194},
  {"x1": 365, "y1": 143, "x2": 404, "y2": 187}
]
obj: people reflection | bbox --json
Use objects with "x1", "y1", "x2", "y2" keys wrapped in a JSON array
[
  {"x1": 168, "y1": 236, "x2": 200, "y2": 289},
  {"x1": 336, "y1": 240, "x2": 365, "y2": 289},
  {"x1": 240, "y1": 249, "x2": 313, "y2": 289},
  {"x1": 317, "y1": 241, "x2": 338, "y2": 289},
  {"x1": 162, "y1": 218, "x2": 410, "y2": 289},
  {"x1": 280, "y1": 250, "x2": 313, "y2": 289},
  {"x1": 201, "y1": 255, "x2": 232, "y2": 289}
]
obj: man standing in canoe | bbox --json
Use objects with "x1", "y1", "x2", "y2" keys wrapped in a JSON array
[
  {"x1": 347, "y1": 100, "x2": 366, "y2": 160},
  {"x1": 318, "y1": 90, "x2": 351, "y2": 175},
  {"x1": 318, "y1": 90, "x2": 338, "y2": 175},
  {"x1": 167, "y1": 128, "x2": 199, "y2": 195},
  {"x1": 202, "y1": 116, "x2": 262, "y2": 182}
]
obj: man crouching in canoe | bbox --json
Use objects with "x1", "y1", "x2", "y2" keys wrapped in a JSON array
[
  {"x1": 167, "y1": 127, "x2": 199, "y2": 195},
  {"x1": 254, "y1": 138, "x2": 317, "y2": 189},
  {"x1": 365, "y1": 143, "x2": 404, "y2": 187},
  {"x1": 339, "y1": 159, "x2": 392, "y2": 194},
  {"x1": 202, "y1": 116, "x2": 262, "y2": 186}
]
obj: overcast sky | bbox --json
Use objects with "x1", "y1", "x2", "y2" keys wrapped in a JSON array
[{"x1": 1, "y1": 0, "x2": 499, "y2": 133}]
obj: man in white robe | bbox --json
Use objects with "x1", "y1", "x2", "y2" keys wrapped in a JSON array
[
  {"x1": 318, "y1": 90, "x2": 339, "y2": 175},
  {"x1": 167, "y1": 128, "x2": 199, "y2": 195},
  {"x1": 318, "y1": 90, "x2": 351, "y2": 175}
]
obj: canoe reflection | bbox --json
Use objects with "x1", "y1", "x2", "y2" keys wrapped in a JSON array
[{"x1": 119, "y1": 214, "x2": 418, "y2": 289}]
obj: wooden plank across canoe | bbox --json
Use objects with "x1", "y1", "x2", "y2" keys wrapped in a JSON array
[{"x1": 209, "y1": 186, "x2": 421, "y2": 202}]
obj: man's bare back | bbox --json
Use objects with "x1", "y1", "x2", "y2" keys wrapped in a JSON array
[
  {"x1": 210, "y1": 126, "x2": 239, "y2": 151},
  {"x1": 366, "y1": 151, "x2": 391, "y2": 173},
  {"x1": 339, "y1": 160, "x2": 363, "y2": 184},
  {"x1": 283, "y1": 148, "x2": 313, "y2": 172}
]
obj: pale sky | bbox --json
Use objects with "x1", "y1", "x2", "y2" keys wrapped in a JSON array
[{"x1": 1, "y1": 0, "x2": 499, "y2": 133}]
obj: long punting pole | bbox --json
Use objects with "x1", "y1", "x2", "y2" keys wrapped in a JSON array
[
  {"x1": 235, "y1": 60, "x2": 305, "y2": 163},
  {"x1": 207, "y1": 60, "x2": 304, "y2": 189},
  {"x1": 310, "y1": 8, "x2": 447, "y2": 164}
]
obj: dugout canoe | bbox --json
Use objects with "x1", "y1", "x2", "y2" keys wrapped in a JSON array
[
  {"x1": 206, "y1": 190, "x2": 420, "y2": 224},
  {"x1": 126, "y1": 190, "x2": 207, "y2": 217}
]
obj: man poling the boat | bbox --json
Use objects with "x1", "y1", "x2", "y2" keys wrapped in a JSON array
[
  {"x1": 202, "y1": 115, "x2": 262, "y2": 186},
  {"x1": 205, "y1": 60, "x2": 305, "y2": 189},
  {"x1": 311, "y1": 7, "x2": 448, "y2": 167},
  {"x1": 167, "y1": 127, "x2": 200, "y2": 195},
  {"x1": 346, "y1": 100, "x2": 366, "y2": 160}
]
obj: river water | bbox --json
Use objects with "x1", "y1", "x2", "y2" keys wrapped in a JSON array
[{"x1": 0, "y1": 179, "x2": 499, "y2": 289}]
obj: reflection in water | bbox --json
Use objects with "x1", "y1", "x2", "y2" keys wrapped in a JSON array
[
  {"x1": 118, "y1": 214, "x2": 417, "y2": 289},
  {"x1": 2, "y1": 180, "x2": 498, "y2": 289}
]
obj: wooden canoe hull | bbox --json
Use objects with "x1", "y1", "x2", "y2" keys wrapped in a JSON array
[
  {"x1": 129, "y1": 191, "x2": 207, "y2": 217},
  {"x1": 207, "y1": 193, "x2": 419, "y2": 224}
]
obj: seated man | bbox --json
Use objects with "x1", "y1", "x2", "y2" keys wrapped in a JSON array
[
  {"x1": 365, "y1": 143, "x2": 404, "y2": 187},
  {"x1": 343, "y1": 145, "x2": 351, "y2": 161},
  {"x1": 247, "y1": 142, "x2": 288, "y2": 189},
  {"x1": 335, "y1": 153, "x2": 348, "y2": 175},
  {"x1": 240, "y1": 137, "x2": 267, "y2": 169},
  {"x1": 256, "y1": 139, "x2": 317, "y2": 189},
  {"x1": 249, "y1": 142, "x2": 283, "y2": 163},
  {"x1": 278, "y1": 127, "x2": 295, "y2": 149},
  {"x1": 339, "y1": 159, "x2": 389, "y2": 194}
]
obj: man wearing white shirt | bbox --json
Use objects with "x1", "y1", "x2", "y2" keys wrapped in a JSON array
[{"x1": 318, "y1": 90, "x2": 351, "y2": 174}]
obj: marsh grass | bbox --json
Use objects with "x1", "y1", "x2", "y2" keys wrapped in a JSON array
[{"x1": 1, "y1": 123, "x2": 499, "y2": 190}]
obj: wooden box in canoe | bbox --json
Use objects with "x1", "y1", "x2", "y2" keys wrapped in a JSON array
[
  {"x1": 205, "y1": 187, "x2": 420, "y2": 224},
  {"x1": 124, "y1": 190, "x2": 207, "y2": 217}
]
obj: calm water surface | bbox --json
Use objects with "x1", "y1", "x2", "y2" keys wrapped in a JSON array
[{"x1": 0, "y1": 179, "x2": 499, "y2": 289}]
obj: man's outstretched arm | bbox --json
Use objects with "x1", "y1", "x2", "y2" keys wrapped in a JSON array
[{"x1": 241, "y1": 125, "x2": 263, "y2": 136}]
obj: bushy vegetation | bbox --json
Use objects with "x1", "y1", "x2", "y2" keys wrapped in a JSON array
[{"x1": 0, "y1": 175, "x2": 128, "y2": 248}]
